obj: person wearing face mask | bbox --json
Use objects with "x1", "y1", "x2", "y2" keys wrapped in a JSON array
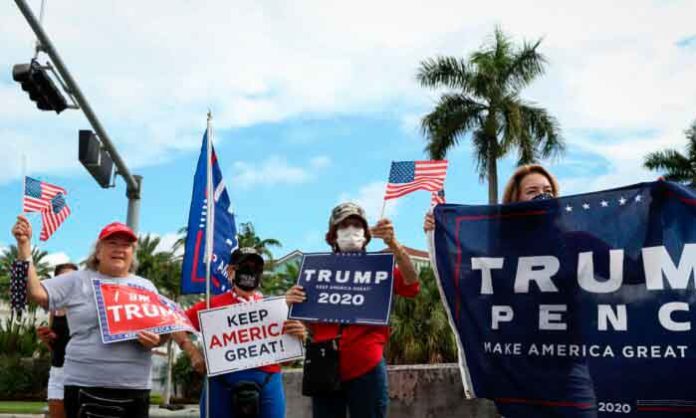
[
  {"x1": 423, "y1": 164, "x2": 560, "y2": 231},
  {"x1": 423, "y1": 166, "x2": 600, "y2": 418},
  {"x1": 172, "y1": 247, "x2": 306, "y2": 418},
  {"x1": 286, "y1": 202, "x2": 420, "y2": 418}
]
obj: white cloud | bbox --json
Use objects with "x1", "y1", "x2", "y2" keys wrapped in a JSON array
[
  {"x1": 43, "y1": 251, "x2": 71, "y2": 267},
  {"x1": 152, "y1": 232, "x2": 184, "y2": 257},
  {"x1": 338, "y1": 181, "x2": 398, "y2": 224},
  {"x1": 231, "y1": 155, "x2": 330, "y2": 188},
  {"x1": 310, "y1": 156, "x2": 331, "y2": 169},
  {"x1": 1, "y1": 0, "x2": 695, "y2": 189}
]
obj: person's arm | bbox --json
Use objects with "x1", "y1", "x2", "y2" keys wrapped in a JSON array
[
  {"x1": 173, "y1": 331, "x2": 206, "y2": 375},
  {"x1": 371, "y1": 218, "x2": 419, "y2": 285},
  {"x1": 12, "y1": 215, "x2": 49, "y2": 309}
]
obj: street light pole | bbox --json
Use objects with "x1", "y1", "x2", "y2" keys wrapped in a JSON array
[{"x1": 14, "y1": 0, "x2": 142, "y2": 232}]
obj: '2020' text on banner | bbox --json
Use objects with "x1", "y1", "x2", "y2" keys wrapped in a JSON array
[{"x1": 289, "y1": 252, "x2": 395, "y2": 325}]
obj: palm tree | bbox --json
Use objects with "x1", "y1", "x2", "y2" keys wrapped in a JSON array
[
  {"x1": 418, "y1": 27, "x2": 564, "y2": 204},
  {"x1": 387, "y1": 267, "x2": 457, "y2": 364},
  {"x1": 237, "y1": 222, "x2": 282, "y2": 266},
  {"x1": 644, "y1": 119, "x2": 696, "y2": 186},
  {"x1": 261, "y1": 260, "x2": 299, "y2": 296}
]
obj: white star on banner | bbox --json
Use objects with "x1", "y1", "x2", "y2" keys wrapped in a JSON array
[
  {"x1": 582, "y1": 203, "x2": 591, "y2": 210},
  {"x1": 619, "y1": 197, "x2": 627, "y2": 205},
  {"x1": 565, "y1": 205, "x2": 573, "y2": 212},
  {"x1": 635, "y1": 195, "x2": 643, "y2": 202},
  {"x1": 600, "y1": 200, "x2": 609, "y2": 207}
]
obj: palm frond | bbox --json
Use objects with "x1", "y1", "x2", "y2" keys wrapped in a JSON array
[
  {"x1": 417, "y1": 56, "x2": 472, "y2": 91},
  {"x1": 517, "y1": 102, "x2": 564, "y2": 161},
  {"x1": 421, "y1": 93, "x2": 486, "y2": 160},
  {"x1": 504, "y1": 39, "x2": 546, "y2": 92},
  {"x1": 644, "y1": 150, "x2": 693, "y2": 182}
]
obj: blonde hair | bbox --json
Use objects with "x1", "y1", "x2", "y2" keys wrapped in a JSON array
[
  {"x1": 85, "y1": 239, "x2": 139, "y2": 274},
  {"x1": 502, "y1": 164, "x2": 560, "y2": 204}
]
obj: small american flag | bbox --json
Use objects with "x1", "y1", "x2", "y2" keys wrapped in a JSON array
[
  {"x1": 384, "y1": 160, "x2": 448, "y2": 200},
  {"x1": 431, "y1": 189, "x2": 446, "y2": 207},
  {"x1": 40, "y1": 192, "x2": 71, "y2": 241},
  {"x1": 23, "y1": 176, "x2": 66, "y2": 213}
]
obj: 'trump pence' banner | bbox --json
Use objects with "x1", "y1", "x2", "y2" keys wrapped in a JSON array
[
  {"x1": 289, "y1": 252, "x2": 395, "y2": 325},
  {"x1": 431, "y1": 181, "x2": 696, "y2": 417},
  {"x1": 199, "y1": 297, "x2": 304, "y2": 376},
  {"x1": 93, "y1": 279, "x2": 195, "y2": 344}
]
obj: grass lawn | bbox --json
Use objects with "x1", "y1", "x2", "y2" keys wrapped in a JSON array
[{"x1": 0, "y1": 401, "x2": 46, "y2": 414}]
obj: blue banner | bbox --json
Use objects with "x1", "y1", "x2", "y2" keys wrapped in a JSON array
[
  {"x1": 432, "y1": 181, "x2": 696, "y2": 417},
  {"x1": 289, "y1": 252, "x2": 395, "y2": 325},
  {"x1": 181, "y1": 131, "x2": 237, "y2": 294}
]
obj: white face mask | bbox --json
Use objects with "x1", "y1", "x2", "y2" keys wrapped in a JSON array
[{"x1": 336, "y1": 226, "x2": 366, "y2": 252}]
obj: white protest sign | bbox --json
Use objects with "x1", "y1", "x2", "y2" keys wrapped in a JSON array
[{"x1": 198, "y1": 296, "x2": 305, "y2": 376}]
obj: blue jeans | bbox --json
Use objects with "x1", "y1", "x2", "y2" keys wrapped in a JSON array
[
  {"x1": 200, "y1": 370, "x2": 285, "y2": 418},
  {"x1": 312, "y1": 359, "x2": 388, "y2": 418}
]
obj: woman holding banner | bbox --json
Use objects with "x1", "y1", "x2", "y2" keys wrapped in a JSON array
[
  {"x1": 286, "y1": 202, "x2": 420, "y2": 418},
  {"x1": 423, "y1": 165, "x2": 598, "y2": 418},
  {"x1": 173, "y1": 247, "x2": 306, "y2": 418},
  {"x1": 12, "y1": 216, "x2": 165, "y2": 418}
]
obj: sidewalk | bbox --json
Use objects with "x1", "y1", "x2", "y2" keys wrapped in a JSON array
[{"x1": 0, "y1": 404, "x2": 200, "y2": 418}]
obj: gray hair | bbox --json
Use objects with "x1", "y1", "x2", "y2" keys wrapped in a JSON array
[{"x1": 85, "y1": 239, "x2": 139, "y2": 274}]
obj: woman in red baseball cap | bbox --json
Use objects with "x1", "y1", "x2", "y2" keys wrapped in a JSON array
[{"x1": 12, "y1": 216, "x2": 166, "y2": 418}]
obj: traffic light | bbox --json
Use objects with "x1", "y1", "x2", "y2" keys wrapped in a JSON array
[
  {"x1": 79, "y1": 130, "x2": 114, "y2": 188},
  {"x1": 12, "y1": 60, "x2": 68, "y2": 114}
]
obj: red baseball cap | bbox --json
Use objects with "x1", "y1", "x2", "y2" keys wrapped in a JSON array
[{"x1": 98, "y1": 222, "x2": 137, "y2": 242}]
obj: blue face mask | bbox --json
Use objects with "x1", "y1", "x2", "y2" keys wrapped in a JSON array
[{"x1": 532, "y1": 192, "x2": 555, "y2": 201}]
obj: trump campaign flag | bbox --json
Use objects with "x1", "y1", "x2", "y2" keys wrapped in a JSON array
[
  {"x1": 430, "y1": 181, "x2": 696, "y2": 417},
  {"x1": 181, "y1": 130, "x2": 237, "y2": 294}
]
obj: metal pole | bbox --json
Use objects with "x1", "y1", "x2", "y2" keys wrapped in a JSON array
[
  {"x1": 14, "y1": 0, "x2": 141, "y2": 217},
  {"x1": 126, "y1": 175, "x2": 142, "y2": 232},
  {"x1": 204, "y1": 112, "x2": 214, "y2": 418}
]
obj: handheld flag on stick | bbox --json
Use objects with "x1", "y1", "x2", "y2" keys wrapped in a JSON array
[
  {"x1": 384, "y1": 160, "x2": 448, "y2": 200},
  {"x1": 23, "y1": 176, "x2": 71, "y2": 241},
  {"x1": 180, "y1": 129, "x2": 237, "y2": 295},
  {"x1": 431, "y1": 189, "x2": 446, "y2": 207}
]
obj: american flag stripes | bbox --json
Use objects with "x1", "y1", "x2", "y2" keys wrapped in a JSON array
[
  {"x1": 40, "y1": 192, "x2": 71, "y2": 241},
  {"x1": 384, "y1": 160, "x2": 448, "y2": 200},
  {"x1": 23, "y1": 176, "x2": 66, "y2": 212},
  {"x1": 23, "y1": 177, "x2": 71, "y2": 241},
  {"x1": 431, "y1": 189, "x2": 446, "y2": 207}
]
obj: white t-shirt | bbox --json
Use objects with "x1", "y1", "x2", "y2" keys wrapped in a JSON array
[{"x1": 42, "y1": 269, "x2": 157, "y2": 389}]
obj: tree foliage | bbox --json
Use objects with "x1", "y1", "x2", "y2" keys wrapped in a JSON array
[
  {"x1": 418, "y1": 27, "x2": 563, "y2": 203},
  {"x1": 644, "y1": 119, "x2": 696, "y2": 187}
]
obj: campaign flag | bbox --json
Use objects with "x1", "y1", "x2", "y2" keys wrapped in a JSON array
[
  {"x1": 23, "y1": 176, "x2": 66, "y2": 212},
  {"x1": 181, "y1": 131, "x2": 237, "y2": 294},
  {"x1": 39, "y1": 192, "x2": 71, "y2": 241},
  {"x1": 289, "y1": 252, "x2": 395, "y2": 325},
  {"x1": 430, "y1": 181, "x2": 696, "y2": 417},
  {"x1": 199, "y1": 297, "x2": 305, "y2": 376},
  {"x1": 431, "y1": 189, "x2": 446, "y2": 207},
  {"x1": 92, "y1": 279, "x2": 196, "y2": 344},
  {"x1": 384, "y1": 160, "x2": 448, "y2": 200}
]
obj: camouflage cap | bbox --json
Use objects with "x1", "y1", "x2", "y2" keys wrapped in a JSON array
[{"x1": 328, "y1": 202, "x2": 368, "y2": 230}]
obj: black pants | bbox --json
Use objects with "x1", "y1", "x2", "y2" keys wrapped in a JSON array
[{"x1": 63, "y1": 385, "x2": 150, "y2": 418}]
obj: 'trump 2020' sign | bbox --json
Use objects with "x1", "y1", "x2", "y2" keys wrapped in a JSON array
[
  {"x1": 199, "y1": 297, "x2": 304, "y2": 376},
  {"x1": 289, "y1": 252, "x2": 395, "y2": 325},
  {"x1": 93, "y1": 279, "x2": 195, "y2": 344},
  {"x1": 431, "y1": 181, "x2": 696, "y2": 417}
]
